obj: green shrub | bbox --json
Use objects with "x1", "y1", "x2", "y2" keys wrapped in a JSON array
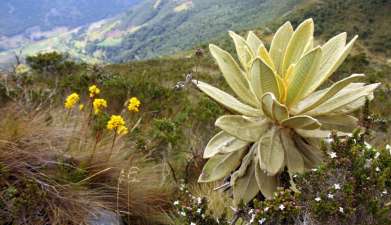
[{"x1": 247, "y1": 132, "x2": 391, "y2": 225}]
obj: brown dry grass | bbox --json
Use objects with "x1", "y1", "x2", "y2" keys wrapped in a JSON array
[{"x1": 0, "y1": 104, "x2": 174, "y2": 225}]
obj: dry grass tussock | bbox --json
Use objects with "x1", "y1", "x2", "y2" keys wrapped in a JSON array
[{"x1": 0, "y1": 104, "x2": 174, "y2": 225}]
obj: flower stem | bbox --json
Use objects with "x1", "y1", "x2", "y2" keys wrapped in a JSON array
[
  {"x1": 108, "y1": 132, "x2": 117, "y2": 161},
  {"x1": 88, "y1": 131, "x2": 101, "y2": 164}
]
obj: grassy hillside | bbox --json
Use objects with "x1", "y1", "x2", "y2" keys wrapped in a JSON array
[{"x1": 277, "y1": 0, "x2": 391, "y2": 59}]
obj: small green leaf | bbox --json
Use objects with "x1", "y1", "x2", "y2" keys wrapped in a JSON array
[
  {"x1": 258, "y1": 128, "x2": 285, "y2": 175},
  {"x1": 280, "y1": 129, "x2": 304, "y2": 174},
  {"x1": 260, "y1": 92, "x2": 288, "y2": 122},
  {"x1": 258, "y1": 46, "x2": 276, "y2": 70},
  {"x1": 253, "y1": 152, "x2": 278, "y2": 200},
  {"x1": 261, "y1": 92, "x2": 274, "y2": 119},
  {"x1": 215, "y1": 115, "x2": 270, "y2": 142},
  {"x1": 193, "y1": 80, "x2": 261, "y2": 117},
  {"x1": 306, "y1": 83, "x2": 380, "y2": 116},
  {"x1": 285, "y1": 47, "x2": 322, "y2": 107},
  {"x1": 281, "y1": 115, "x2": 321, "y2": 130},
  {"x1": 292, "y1": 74, "x2": 365, "y2": 114},
  {"x1": 229, "y1": 31, "x2": 254, "y2": 70},
  {"x1": 281, "y1": 19, "x2": 314, "y2": 75},
  {"x1": 272, "y1": 98, "x2": 289, "y2": 122},
  {"x1": 246, "y1": 31, "x2": 264, "y2": 55},
  {"x1": 305, "y1": 32, "x2": 347, "y2": 94},
  {"x1": 250, "y1": 58, "x2": 280, "y2": 100},
  {"x1": 209, "y1": 44, "x2": 258, "y2": 106},
  {"x1": 203, "y1": 131, "x2": 249, "y2": 158},
  {"x1": 315, "y1": 115, "x2": 358, "y2": 132},
  {"x1": 269, "y1": 21, "x2": 294, "y2": 76},
  {"x1": 311, "y1": 35, "x2": 358, "y2": 93},
  {"x1": 295, "y1": 129, "x2": 350, "y2": 138},
  {"x1": 198, "y1": 149, "x2": 245, "y2": 183},
  {"x1": 232, "y1": 149, "x2": 260, "y2": 206},
  {"x1": 293, "y1": 135, "x2": 323, "y2": 169}
]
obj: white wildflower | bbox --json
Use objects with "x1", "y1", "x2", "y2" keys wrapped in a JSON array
[
  {"x1": 374, "y1": 152, "x2": 380, "y2": 159},
  {"x1": 364, "y1": 159, "x2": 372, "y2": 168},
  {"x1": 365, "y1": 142, "x2": 372, "y2": 149},
  {"x1": 197, "y1": 197, "x2": 202, "y2": 204},
  {"x1": 325, "y1": 138, "x2": 333, "y2": 144},
  {"x1": 334, "y1": 183, "x2": 341, "y2": 190},
  {"x1": 279, "y1": 204, "x2": 285, "y2": 210},
  {"x1": 382, "y1": 190, "x2": 388, "y2": 195},
  {"x1": 315, "y1": 197, "x2": 321, "y2": 202},
  {"x1": 196, "y1": 208, "x2": 202, "y2": 214},
  {"x1": 173, "y1": 200, "x2": 179, "y2": 206},
  {"x1": 329, "y1": 151, "x2": 337, "y2": 159},
  {"x1": 386, "y1": 144, "x2": 391, "y2": 154},
  {"x1": 376, "y1": 167, "x2": 380, "y2": 172},
  {"x1": 250, "y1": 213, "x2": 256, "y2": 223},
  {"x1": 259, "y1": 218, "x2": 267, "y2": 224},
  {"x1": 327, "y1": 194, "x2": 334, "y2": 199},
  {"x1": 311, "y1": 168, "x2": 318, "y2": 172},
  {"x1": 264, "y1": 207, "x2": 269, "y2": 212},
  {"x1": 180, "y1": 211, "x2": 186, "y2": 216},
  {"x1": 190, "y1": 223, "x2": 196, "y2": 225},
  {"x1": 339, "y1": 207, "x2": 344, "y2": 213}
]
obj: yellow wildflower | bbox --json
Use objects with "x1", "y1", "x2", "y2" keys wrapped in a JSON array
[
  {"x1": 89, "y1": 85, "x2": 100, "y2": 98},
  {"x1": 107, "y1": 115, "x2": 128, "y2": 135},
  {"x1": 117, "y1": 126, "x2": 129, "y2": 135},
  {"x1": 15, "y1": 64, "x2": 30, "y2": 75},
  {"x1": 93, "y1": 98, "x2": 107, "y2": 114},
  {"x1": 79, "y1": 104, "x2": 84, "y2": 111},
  {"x1": 64, "y1": 93, "x2": 80, "y2": 109},
  {"x1": 127, "y1": 97, "x2": 141, "y2": 112}
]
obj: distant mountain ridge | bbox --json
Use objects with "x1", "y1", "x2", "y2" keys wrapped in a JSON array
[
  {"x1": 0, "y1": 0, "x2": 303, "y2": 66},
  {"x1": 0, "y1": 0, "x2": 140, "y2": 55},
  {"x1": 0, "y1": 0, "x2": 140, "y2": 36}
]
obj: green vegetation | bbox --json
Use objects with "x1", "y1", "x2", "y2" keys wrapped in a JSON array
[{"x1": 0, "y1": 0, "x2": 390, "y2": 224}]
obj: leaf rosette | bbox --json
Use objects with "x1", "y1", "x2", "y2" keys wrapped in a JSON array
[{"x1": 195, "y1": 19, "x2": 380, "y2": 206}]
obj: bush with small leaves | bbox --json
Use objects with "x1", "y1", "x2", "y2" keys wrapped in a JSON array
[
  {"x1": 172, "y1": 182, "x2": 229, "y2": 225},
  {"x1": 245, "y1": 131, "x2": 390, "y2": 225}
]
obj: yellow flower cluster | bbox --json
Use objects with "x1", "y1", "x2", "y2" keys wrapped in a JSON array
[
  {"x1": 93, "y1": 98, "x2": 107, "y2": 114},
  {"x1": 79, "y1": 104, "x2": 84, "y2": 111},
  {"x1": 89, "y1": 85, "x2": 100, "y2": 98},
  {"x1": 127, "y1": 97, "x2": 141, "y2": 112},
  {"x1": 64, "y1": 93, "x2": 80, "y2": 109},
  {"x1": 107, "y1": 115, "x2": 128, "y2": 135}
]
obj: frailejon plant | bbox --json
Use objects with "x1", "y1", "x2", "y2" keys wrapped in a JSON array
[{"x1": 194, "y1": 19, "x2": 380, "y2": 206}]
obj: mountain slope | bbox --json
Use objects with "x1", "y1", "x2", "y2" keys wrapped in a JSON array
[
  {"x1": 276, "y1": 0, "x2": 391, "y2": 59},
  {"x1": 0, "y1": 0, "x2": 303, "y2": 65},
  {"x1": 0, "y1": 0, "x2": 140, "y2": 36},
  {"x1": 0, "y1": 0, "x2": 140, "y2": 54}
]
